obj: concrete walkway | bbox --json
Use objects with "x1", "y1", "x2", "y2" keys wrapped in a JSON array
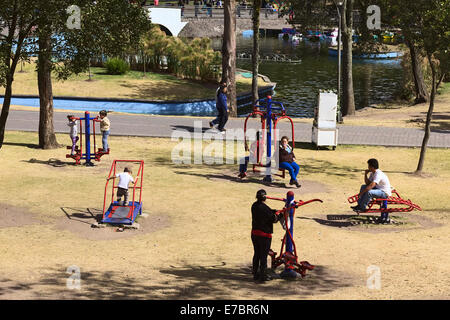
[{"x1": 5, "y1": 109, "x2": 450, "y2": 148}]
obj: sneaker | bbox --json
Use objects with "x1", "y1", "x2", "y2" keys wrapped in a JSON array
[
  {"x1": 238, "y1": 172, "x2": 247, "y2": 179},
  {"x1": 350, "y1": 205, "x2": 360, "y2": 210},
  {"x1": 294, "y1": 180, "x2": 301, "y2": 188},
  {"x1": 209, "y1": 121, "x2": 214, "y2": 128},
  {"x1": 259, "y1": 273, "x2": 273, "y2": 282},
  {"x1": 220, "y1": 129, "x2": 226, "y2": 134}
]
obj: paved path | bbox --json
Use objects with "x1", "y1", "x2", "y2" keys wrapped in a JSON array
[{"x1": 5, "y1": 109, "x2": 450, "y2": 148}]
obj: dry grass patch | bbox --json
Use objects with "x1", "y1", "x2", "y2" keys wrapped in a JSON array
[{"x1": 0, "y1": 131, "x2": 449, "y2": 299}]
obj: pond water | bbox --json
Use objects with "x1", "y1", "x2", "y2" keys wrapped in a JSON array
[{"x1": 213, "y1": 36, "x2": 404, "y2": 118}]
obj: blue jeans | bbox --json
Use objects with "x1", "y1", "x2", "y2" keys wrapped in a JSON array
[
  {"x1": 102, "y1": 130, "x2": 110, "y2": 151},
  {"x1": 357, "y1": 185, "x2": 387, "y2": 209},
  {"x1": 279, "y1": 161, "x2": 300, "y2": 181}
]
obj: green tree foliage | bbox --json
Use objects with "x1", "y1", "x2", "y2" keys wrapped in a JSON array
[
  {"x1": 143, "y1": 27, "x2": 221, "y2": 82},
  {"x1": 0, "y1": 0, "x2": 151, "y2": 149}
]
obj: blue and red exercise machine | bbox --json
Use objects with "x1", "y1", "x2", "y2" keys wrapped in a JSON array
[
  {"x1": 244, "y1": 96, "x2": 295, "y2": 183},
  {"x1": 66, "y1": 111, "x2": 110, "y2": 166},
  {"x1": 267, "y1": 191, "x2": 323, "y2": 278},
  {"x1": 347, "y1": 189, "x2": 422, "y2": 221},
  {"x1": 102, "y1": 160, "x2": 144, "y2": 225}
]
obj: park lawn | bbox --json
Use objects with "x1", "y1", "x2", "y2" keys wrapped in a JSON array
[
  {"x1": 5, "y1": 61, "x2": 255, "y2": 101},
  {"x1": 0, "y1": 131, "x2": 449, "y2": 299}
]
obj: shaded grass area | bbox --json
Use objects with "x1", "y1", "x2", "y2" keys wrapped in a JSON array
[
  {"x1": 0, "y1": 131, "x2": 449, "y2": 299},
  {"x1": 4, "y1": 61, "x2": 255, "y2": 101}
]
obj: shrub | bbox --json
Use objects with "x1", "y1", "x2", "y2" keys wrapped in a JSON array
[{"x1": 105, "y1": 58, "x2": 130, "y2": 75}]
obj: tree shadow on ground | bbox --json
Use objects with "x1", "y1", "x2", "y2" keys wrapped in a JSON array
[
  {"x1": 173, "y1": 170, "x2": 289, "y2": 188},
  {"x1": 298, "y1": 214, "x2": 405, "y2": 228},
  {"x1": 60, "y1": 207, "x2": 103, "y2": 225},
  {"x1": 153, "y1": 154, "x2": 360, "y2": 180},
  {"x1": 171, "y1": 125, "x2": 213, "y2": 134},
  {"x1": 22, "y1": 158, "x2": 71, "y2": 167},
  {"x1": 119, "y1": 82, "x2": 211, "y2": 101},
  {"x1": 301, "y1": 159, "x2": 361, "y2": 177},
  {"x1": 409, "y1": 112, "x2": 450, "y2": 132},
  {"x1": 0, "y1": 263, "x2": 355, "y2": 299},
  {"x1": 2, "y1": 142, "x2": 40, "y2": 149},
  {"x1": 294, "y1": 142, "x2": 336, "y2": 151}
]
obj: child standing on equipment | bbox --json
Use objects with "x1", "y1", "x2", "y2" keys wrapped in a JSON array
[
  {"x1": 67, "y1": 115, "x2": 78, "y2": 155},
  {"x1": 98, "y1": 110, "x2": 110, "y2": 152},
  {"x1": 107, "y1": 167, "x2": 135, "y2": 206}
]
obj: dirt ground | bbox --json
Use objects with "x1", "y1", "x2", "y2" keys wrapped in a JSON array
[{"x1": 0, "y1": 131, "x2": 449, "y2": 299}]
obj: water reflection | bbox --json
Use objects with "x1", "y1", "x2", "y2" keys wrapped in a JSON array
[{"x1": 213, "y1": 37, "x2": 403, "y2": 118}]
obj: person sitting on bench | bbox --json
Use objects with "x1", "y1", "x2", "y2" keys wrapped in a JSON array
[
  {"x1": 279, "y1": 136, "x2": 301, "y2": 188},
  {"x1": 351, "y1": 158, "x2": 392, "y2": 218}
]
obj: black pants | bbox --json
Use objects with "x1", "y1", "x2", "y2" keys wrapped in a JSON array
[
  {"x1": 212, "y1": 106, "x2": 228, "y2": 131},
  {"x1": 251, "y1": 235, "x2": 272, "y2": 276}
]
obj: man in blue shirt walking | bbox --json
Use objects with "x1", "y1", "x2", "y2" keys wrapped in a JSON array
[{"x1": 210, "y1": 82, "x2": 229, "y2": 133}]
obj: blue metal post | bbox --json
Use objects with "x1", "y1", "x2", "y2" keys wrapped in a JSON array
[
  {"x1": 84, "y1": 111, "x2": 94, "y2": 166},
  {"x1": 263, "y1": 96, "x2": 273, "y2": 182},
  {"x1": 285, "y1": 191, "x2": 295, "y2": 253},
  {"x1": 280, "y1": 191, "x2": 298, "y2": 279}
]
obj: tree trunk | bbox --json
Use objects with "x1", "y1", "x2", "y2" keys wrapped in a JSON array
[
  {"x1": 416, "y1": 53, "x2": 437, "y2": 174},
  {"x1": 341, "y1": 0, "x2": 355, "y2": 116},
  {"x1": 222, "y1": 0, "x2": 237, "y2": 117},
  {"x1": 37, "y1": 32, "x2": 59, "y2": 149},
  {"x1": 405, "y1": 37, "x2": 428, "y2": 104},
  {"x1": 0, "y1": 76, "x2": 14, "y2": 150},
  {"x1": 251, "y1": 0, "x2": 262, "y2": 105}
]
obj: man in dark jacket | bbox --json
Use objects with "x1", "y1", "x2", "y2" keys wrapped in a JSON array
[
  {"x1": 251, "y1": 189, "x2": 281, "y2": 281},
  {"x1": 209, "y1": 82, "x2": 228, "y2": 133}
]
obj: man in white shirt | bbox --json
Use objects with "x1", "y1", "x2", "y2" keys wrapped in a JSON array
[
  {"x1": 107, "y1": 167, "x2": 135, "y2": 206},
  {"x1": 352, "y1": 158, "x2": 391, "y2": 215}
]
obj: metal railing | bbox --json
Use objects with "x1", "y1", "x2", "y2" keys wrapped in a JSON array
[{"x1": 145, "y1": 5, "x2": 284, "y2": 20}]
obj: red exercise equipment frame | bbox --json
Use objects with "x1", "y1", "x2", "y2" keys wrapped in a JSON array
[
  {"x1": 243, "y1": 99, "x2": 295, "y2": 179},
  {"x1": 266, "y1": 195, "x2": 323, "y2": 277},
  {"x1": 347, "y1": 189, "x2": 422, "y2": 214},
  {"x1": 102, "y1": 160, "x2": 144, "y2": 222}
]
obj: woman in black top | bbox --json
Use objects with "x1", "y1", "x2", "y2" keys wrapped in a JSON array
[{"x1": 251, "y1": 189, "x2": 280, "y2": 281}]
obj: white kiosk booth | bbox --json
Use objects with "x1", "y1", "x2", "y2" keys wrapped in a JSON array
[{"x1": 312, "y1": 91, "x2": 338, "y2": 150}]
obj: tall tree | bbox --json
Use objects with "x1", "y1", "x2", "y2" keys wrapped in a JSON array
[
  {"x1": 411, "y1": 0, "x2": 450, "y2": 173},
  {"x1": 0, "y1": 0, "x2": 151, "y2": 149},
  {"x1": 251, "y1": 0, "x2": 262, "y2": 105},
  {"x1": 222, "y1": 0, "x2": 237, "y2": 117},
  {"x1": 374, "y1": 0, "x2": 429, "y2": 104},
  {"x1": 0, "y1": 0, "x2": 38, "y2": 150},
  {"x1": 340, "y1": 0, "x2": 355, "y2": 115}
]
